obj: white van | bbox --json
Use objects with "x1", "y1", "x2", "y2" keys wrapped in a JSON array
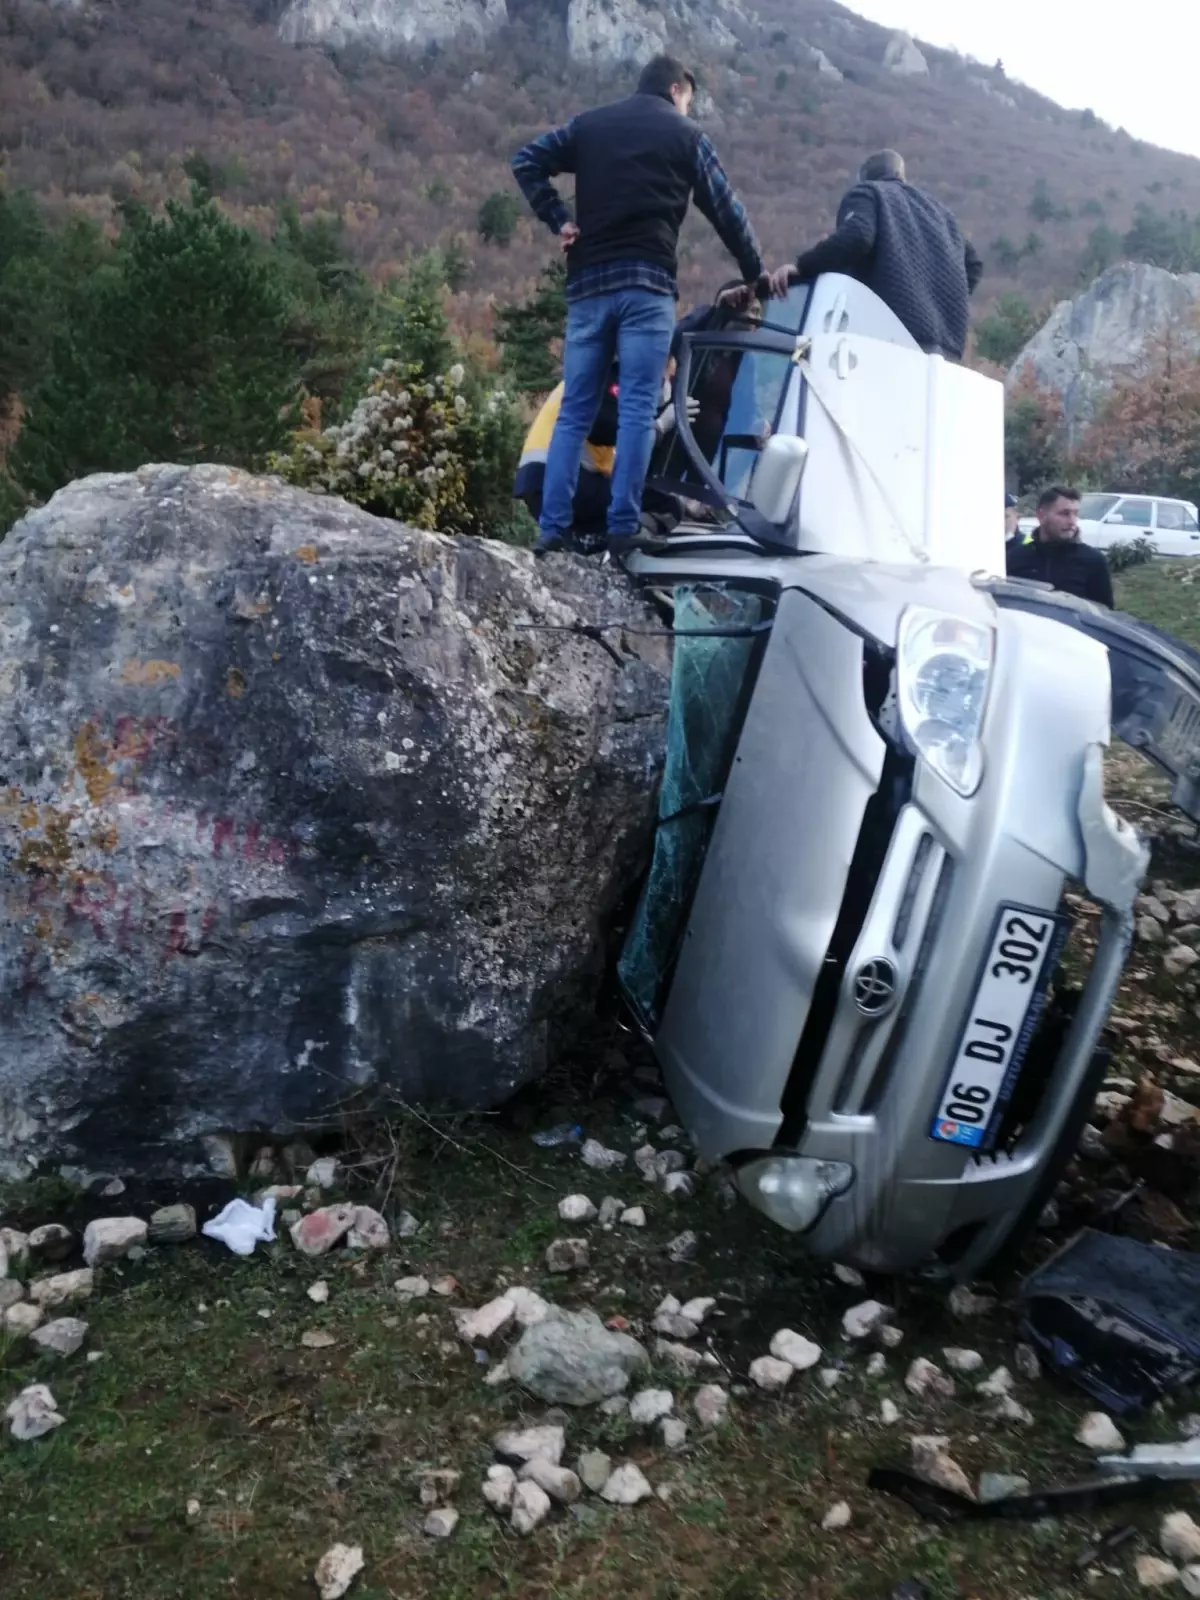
[{"x1": 1078, "y1": 492, "x2": 1200, "y2": 557}]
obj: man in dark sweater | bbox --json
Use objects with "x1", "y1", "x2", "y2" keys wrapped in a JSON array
[
  {"x1": 1006, "y1": 485, "x2": 1114, "y2": 607},
  {"x1": 511, "y1": 55, "x2": 764, "y2": 557},
  {"x1": 764, "y1": 150, "x2": 982, "y2": 359}
]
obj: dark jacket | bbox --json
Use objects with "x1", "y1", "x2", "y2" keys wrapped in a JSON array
[
  {"x1": 793, "y1": 177, "x2": 982, "y2": 358},
  {"x1": 1005, "y1": 533, "x2": 1114, "y2": 608},
  {"x1": 512, "y1": 92, "x2": 763, "y2": 290}
]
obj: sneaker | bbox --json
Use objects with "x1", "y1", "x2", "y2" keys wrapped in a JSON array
[
  {"x1": 533, "y1": 531, "x2": 568, "y2": 557},
  {"x1": 605, "y1": 529, "x2": 672, "y2": 559}
]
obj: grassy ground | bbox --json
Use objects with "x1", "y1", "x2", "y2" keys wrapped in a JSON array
[{"x1": 4, "y1": 560, "x2": 1200, "y2": 1600}]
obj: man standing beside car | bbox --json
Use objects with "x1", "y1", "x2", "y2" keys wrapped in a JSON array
[
  {"x1": 1006, "y1": 484, "x2": 1115, "y2": 608},
  {"x1": 511, "y1": 55, "x2": 765, "y2": 559}
]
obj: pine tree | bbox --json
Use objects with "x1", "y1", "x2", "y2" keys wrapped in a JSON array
[{"x1": 494, "y1": 261, "x2": 567, "y2": 394}]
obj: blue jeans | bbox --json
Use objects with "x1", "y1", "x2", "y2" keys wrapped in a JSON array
[{"x1": 539, "y1": 288, "x2": 677, "y2": 544}]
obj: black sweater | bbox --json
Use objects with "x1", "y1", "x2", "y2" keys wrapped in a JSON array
[{"x1": 1005, "y1": 534, "x2": 1115, "y2": 608}]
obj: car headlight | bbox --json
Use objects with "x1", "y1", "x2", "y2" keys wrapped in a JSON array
[
  {"x1": 735, "y1": 1154, "x2": 854, "y2": 1233},
  {"x1": 896, "y1": 607, "x2": 994, "y2": 797}
]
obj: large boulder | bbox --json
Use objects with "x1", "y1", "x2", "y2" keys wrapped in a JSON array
[
  {"x1": 882, "y1": 31, "x2": 929, "y2": 77},
  {"x1": 1008, "y1": 262, "x2": 1200, "y2": 444},
  {"x1": 278, "y1": 0, "x2": 507, "y2": 56},
  {"x1": 0, "y1": 466, "x2": 669, "y2": 1176}
]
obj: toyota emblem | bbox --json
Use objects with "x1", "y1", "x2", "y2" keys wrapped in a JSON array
[{"x1": 853, "y1": 958, "x2": 898, "y2": 1017}]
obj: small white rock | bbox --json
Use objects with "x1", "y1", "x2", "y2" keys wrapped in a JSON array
[
  {"x1": 307, "y1": 1280, "x2": 330, "y2": 1304},
  {"x1": 660, "y1": 1416, "x2": 688, "y2": 1451},
  {"x1": 1162, "y1": 1512, "x2": 1200, "y2": 1565},
  {"x1": 770, "y1": 1329, "x2": 822, "y2": 1370},
  {"x1": 662, "y1": 1171, "x2": 697, "y2": 1200},
  {"x1": 879, "y1": 1325, "x2": 905, "y2": 1349},
  {"x1": 423, "y1": 1506, "x2": 458, "y2": 1538},
  {"x1": 600, "y1": 1463, "x2": 653, "y2": 1505},
  {"x1": 482, "y1": 1464, "x2": 517, "y2": 1512},
  {"x1": 880, "y1": 1399, "x2": 901, "y2": 1425},
  {"x1": 833, "y1": 1264, "x2": 866, "y2": 1288},
  {"x1": 990, "y1": 1397, "x2": 1034, "y2": 1425},
  {"x1": 820, "y1": 1368, "x2": 842, "y2": 1390},
  {"x1": 942, "y1": 1347, "x2": 984, "y2": 1374},
  {"x1": 1183, "y1": 1566, "x2": 1200, "y2": 1598},
  {"x1": 393, "y1": 1276, "x2": 430, "y2": 1301},
  {"x1": 187, "y1": 1497, "x2": 201, "y2": 1518},
  {"x1": 3, "y1": 1302, "x2": 45, "y2": 1338},
  {"x1": 947, "y1": 1285, "x2": 996, "y2": 1318},
  {"x1": 511, "y1": 1478, "x2": 552, "y2": 1534},
  {"x1": 558, "y1": 1193, "x2": 598, "y2": 1222},
  {"x1": 314, "y1": 1543, "x2": 363, "y2": 1600},
  {"x1": 505, "y1": 1286, "x2": 551, "y2": 1328},
  {"x1": 629, "y1": 1388, "x2": 674, "y2": 1425},
  {"x1": 619, "y1": 1207, "x2": 647, "y2": 1228},
  {"x1": 910, "y1": 1435, "x2": 974, "y2": 1498},
  {"x1": 976, "y1": 1366, "x2": 1013, "y2": 1399},
  {"x1": 346, "y1": 1206, "x2": 390, "y2": 1250},
  {"x1": 866, "y1": 1353, "x2": 888, "y2": 1378},
  {"x1": 0, "y1": 1228, "x2": 30, "y2": 1270},
  {"x1": 680, "y1": 1297, "x2": 715, "y2": 1326},
  {"x1": 905, "y1": 1358, "x2": 955, "y2": 1401},
  {"x1": 5, "y1": 1383, "x2": 64, "y2": 1441},
  {"x1": 749, "y1": 1355, "x2": 794, "y2": 1391},
  {"x1": 822, "y1": 1500, "x2": 852, "y2": 1530},
  {"x1": 493, "y1": 1424, "x2": 565, "y2": 1466},
  {"x1": 301, "y1": 1329, "x2": 336, "y2": 1350},
  {"x1": 1136, "y1": 1554, "x2": 1180, "y2": 1590},
  {"x1": 1076, "y1": 1412, "x2": 1126, "y2": 1453},
  {"x1": 519, "y1": 1456, "x2": 581, "y2": 1504},
  {"x1": 581, "y1": 1139, "x2": 627, "y2": 1172},
  {"x1": 82, "y1": 1217, "x2": 148, "y2": 1268},
  {"x1": 666, "y1": 1230, "x2": 699, "y2": 1263},
  {"x1": 306, "y1": 1157, "x2": 341, "y2": 1189},
  {"x1": 31, "y1": 1269, "x2": 94, "y2": 1309},
  {"x1": 843, "y1": 1300, "x2": 890, "y2": 1340},
  {"x1": 453, "y1": 1296, "x2": 516, "y2": 1345},
  {"x1": 693, "y1": 1385, "x2": 729, "y2": 1427},
  {"x1": 1014, "y1": 1343, "x2": 1041, "y2": 1382},
  {"x1": 30, "y1": 1318, "x2": 87, "y2": 1357}
]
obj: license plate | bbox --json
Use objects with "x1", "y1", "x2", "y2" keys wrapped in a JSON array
[{"x1": 930, "y1": 904, "x2": 1065, "y2": 1149}]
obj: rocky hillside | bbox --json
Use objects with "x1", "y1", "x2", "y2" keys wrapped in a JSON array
[{"x1": 2, "y1": 0, "x2": 1200, "y2": 324}]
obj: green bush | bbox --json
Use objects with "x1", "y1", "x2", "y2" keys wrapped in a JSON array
[
  {"x1": 1106, "y1": 537, "x2": 1156, "y2": 573},
  {"x1": 477, "y1": 191, "x2": 520, "y2": 247}
]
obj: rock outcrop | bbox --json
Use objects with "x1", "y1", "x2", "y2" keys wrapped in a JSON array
[
  {"x1": 1008, "y1": 262, "x2": 1200, "y2": 442},
  {"x1": 564, "y1": 0, "x2": 739, "y2": 67},
  {"x1": 882, "y1": 31, "x2": 928, "y2": 77},
  {"x1": 278, "y1": 0, "x2": 506, "y2": 56},
  {"x1": 0, "y1": 466, "x2": 669, "y2": 1177}
]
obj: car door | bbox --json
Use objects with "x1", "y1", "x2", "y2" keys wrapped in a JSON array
[
  {"x1": 1153, "y1": 500, "x2": 1200, "y2": 558},
  {"x1": 1103, "y1": 496, "x2": 1154, "y2": 548}
]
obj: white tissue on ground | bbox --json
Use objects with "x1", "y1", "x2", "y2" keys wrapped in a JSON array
[{"x1": 201, "y1": 1197, "x2": 277, "y2": 1256}]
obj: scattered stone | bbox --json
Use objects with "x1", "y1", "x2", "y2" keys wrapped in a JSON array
[
  {"x1": 187, "y1": 1497, "x2": 201, "y2": 1518},
  {"x1": 581, "y1": 1140, "x2": 627, "y2": 1172},
  {"x1": 314, "y1": 1543, "x2": 364, "y2": 1600},
  {"x1": 423, "y1": 1507, "x2": 458, "y2": 1539},
  {"x1": 394, "y1": 1276, "x2": 430, "y2": 1301},
  {"x1": 655, "y1": 1340, "x2": 702, "y2": 1376},
  {"x1": 1165, "y1": 944, "x2": 1200, "y2": 978},
  {"x1": 301, "y1": 1330, "x2": 337, "y2": 1350},
  {"x1": 654, "y1": 1150, "x2": 688, "y2": 1180},
  {"x1": 880, "y1": 1399, "x2": 901, "y2": 1425},
  {"x1": 1014, "y1": 1343, "x2": 1041, "y2": 1382},
  {"x1": 5, "y1": 1383, "x2": 64, "y2": 1441},
  {"x1": 1136, "y1": 1555, "x2": 1180, "y2": 1590},
  {"x1": 289, "y1": 1205, "x2": 355, "y2": 1258},
  {"x1": 879, "y1": 1325, "x2": 905, "y2": 1349},
  {"x1": 866, "y1": 1353, "x2": 888, "y2": 1378},
  {"x1": 833, "y1": 1263, "x2": 866, "y2": 1288},
  {"x1": 148, "y1": 1204, "x2": 197, "y2": 1245},
  {"x1": 1162, "y1": 1513, "x2": 1200, "y2": 1565},
  {"x1": 634, "y1": 1145, "x2": 659, "y2": 1183},
  {"x1": 82, "y1": 1216, "x2": 148, "y2": 1268},
  {"x1": 577, "y1": 1449, "x2": 612, "y2": 1493},
  {"x1": 395, "y1": 1211, "x2": 420, "y2": 1239},
  {"x1": 454, "y1": 1296, "x2": 516, "y2": 1345},
  {"x1": 693, "y1": 1385, "x2": 729, "y2": 1428},
  {"x1": 750, "y1": 1356, "x2": 794, "y2": 1392},
  {"x1": 249, "y1": 1146, "x2": 276, "y2": 1180},
  {"x1": 200, "y1": 1136, "x2": 240, "y2": 1180},
  {"x1": 666, "y1": 1230, "x2": 698, "y2": 1263},
  {"x1": 1184, "y1": 1569, "x2": 1200, "y2": 1598},
  {"x1": 661, "y1": 1416, "x2": 688, "y2": 1451},
  {"x1": 430, "y1": 1275, "x2": 458, "y2": 1297},
  {"x1": 619, "y1": 1206, "x2": 647, "y2": 1228},
  {"x1": 943, "y1": 1347, "x2": 984, "y2": 1374},
  {"x1": 3, "y1": 1302, "x2": 44, "y2": 1337},
  {"x1": 346, "y1": 1207, "x2": 390, "y2": 1250},
  {"x1": 680, "y1": 1297, "x2": 715, "y2": 1326},
  {"x1": 484, "y1": 1359, "x2": 511, "y2": 1387},
  {"x1": 26, "y1": 1224, "x2": 75, "y2": 1262},
  {"x1": 1138, "y1": 916, "x2": 1166, "y2": 944},
  {"x1": 493, "y1": 1424, "x2": 566, "y2": 1467},
  {"x1": 519, "y1": 1456, "x2": 581, "y2": 1504},
  {"x1": 0, "y1": 1280, "x2": 23, "y2": 1312},
  {"x1": 947, "y1": 1285, "x2": 996, "y2": 1318},
  {"x1": 600, "y1": 1463, "x2": 653, "y2": 1505},
  {"x1": 505, "y1": 1287, "x2": 551, "y2": 1329},
  {"x1": 545, "y1": 1238, "x2": 590, "y2": 1274},
  {"x1": 820, "y1": 1368, "x2": 842, "y2": 1391},
  {"x1": 976, "y1": 1366, "x2": 1014, "y2": 1399},
  {"x1": 1077, "y1": 1412, "x2": 1126, "y2": 1452},
  {"x1": 30, "y1": 1318, "x2": 87, "y2": 1357},
  {"x1": 558, "y1": 1194, "x2": 598, "y2": 1223},
  {"x1": 658, "y1": 1125, "x2": 685, "y2": 1144},
  {"x1": 306, "y1": 1157, "x2": 341, "y2": 1189},
  {"x1": 911, "y1": 1436, "x2": 974, "y2": 1499},
  {"x1": 662, "y1": 1171, "x2": 697, "y2": 1200},
  {"x1": 770, "y1": 1329, "x2": 822, "y2": 1371},
  {"x1": 29, "y1": 1269, "x2": 93, "y2": 1309},
  {"x1": 843, "y1": 1300, "x2": 890, "y2": 1340},
  {"x1": 629, "y1": 1388, "x2": 674, "y2": 1425},
  {"x1": 905, "y1": 1358, "x2": 955, "y2": 1401},
  {"x1": 483, "y1": 1463, "x2": 517, "y2": 1512},
  {"x1": 507, "y1": 1309, "x2": 647, "y2": 1406},
  {"x1": 597, "y1": 1197, "x2": 624, "y2": 1227},
  {"x1": 979, "y1": 1472, "x2": 1031, "y2": 1504},
  {"x1": 633, "y1": 1096, "x2": 670, "y2": 1125},
  {"x1": 0, "y1": 1229, "x2": 30, "y2": 1269},
  {"x1": 417, "y1": 1468, "x2": 461, "y2": 1507},
  {"x1": 990, "y1": 1397, "x2": 1034, "y2": 1425},
  {"x1": 307, "y1": 1280, "x2": 330, "y2": 1305},
  {"x1": 511, "y1": 1478, "x2": 552, "y2": 1535},
  {"x1": 599, "y1": 1395, "x2": 629, "y2": 1418},
  {"x1": 822, "y1": 1500, "x2": 852, "y2": 1530}
]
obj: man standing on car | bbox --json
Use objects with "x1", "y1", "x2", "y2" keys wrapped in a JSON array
[
  {"x1": 511, "y1": 55, "x2": 765, "y2": 559},
  {"x1": 761, "y1": 150, "x2": 982, "y2": 360},
  {"x1": 1006, "y1": 484, "x2": 1114, "y2": 607}
]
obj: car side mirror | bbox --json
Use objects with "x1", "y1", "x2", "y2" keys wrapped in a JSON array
[
  {"x1": 751, "y1": 435, "x2": 809, "y2": 526},
  {"x1": 1105, "y1": 512, "x2": 1124, "y2": 524}
]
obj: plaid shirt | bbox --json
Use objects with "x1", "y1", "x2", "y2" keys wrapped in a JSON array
[{"x1": 512, "y1": 120, "x2": 764, "y2": 302}]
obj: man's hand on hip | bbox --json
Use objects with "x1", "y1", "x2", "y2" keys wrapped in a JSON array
[{"x1": 558, "y1": 222, "x2": 580, "y2": 252}]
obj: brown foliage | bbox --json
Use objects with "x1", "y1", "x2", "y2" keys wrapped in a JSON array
[{"x1": 1074, "y1": 319, "x2": 1200, "y2": 500}]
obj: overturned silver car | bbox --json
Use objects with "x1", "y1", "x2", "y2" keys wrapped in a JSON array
[{"x1": 616, "y1": 274, "x2": 1200, "y2": 1281}]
